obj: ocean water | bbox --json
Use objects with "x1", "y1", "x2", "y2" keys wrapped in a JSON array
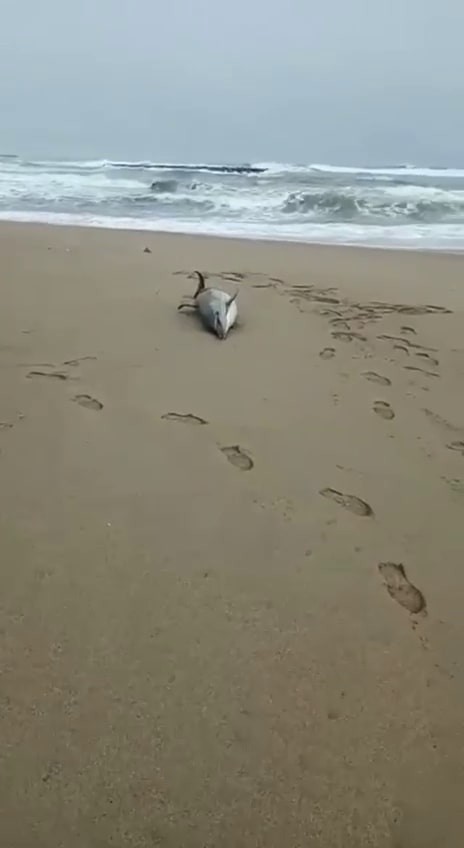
[{"x1": 1, "y1": 154, "x2": 464, "y2": 249}]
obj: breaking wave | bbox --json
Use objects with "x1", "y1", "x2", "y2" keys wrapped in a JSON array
[
  {"x1": 281, "y1": 187, "x2": 464, "y2": 222},
  {"x1": 1, "y1": 153, "x2": 464, "y2": 248}
]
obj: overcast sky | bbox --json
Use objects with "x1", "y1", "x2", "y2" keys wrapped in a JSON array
[{"x1": 1, "y1": 0, "x2": 463, "y2": 165}]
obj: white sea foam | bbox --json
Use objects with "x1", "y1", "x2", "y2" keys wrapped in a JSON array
[
  {"x1": 1, "y1": 209, "x2": 464, "y2": 251},
  {"x1": 3, "y1": 154, "x2": 464, "y2": 179},
  {"x1": 1, "y1": 155, "x2": 464, "y2": 250},
  {"x1": 307, "y1": 163, "x2": 464, "y2": 179},
  {"x1": 254, "y1": 161, "x2": 464, "y2": 179}
]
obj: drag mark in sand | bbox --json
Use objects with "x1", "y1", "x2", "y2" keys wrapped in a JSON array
[
  {"x1": 63, "y1": 356, "x2": 97, "y2": 366},
  {"x1": 220, "y1": 445, "x2": 254, "y2": 471},
  {"x1": 377, "y1": 334, "x2": 438, "y2": 353},
  {"x1": 27, "y1": 370, "x2": 69, "y2": 381},
  {"x1": 331, "y1": 331, "x2": 367, "y2": 343},
  {"x1": 73, "y1": 394, "x2": 103, "y2": 411},
  {"x1": 378, "y1": 562, "x2": 426, "y2": 614},
  {"x1": 423, "y1": 408, "x2": 458, "y2": 429},
  {"x1": 161, "y1": 412, "x2": 208, "y2": 425},
  {"x1": 319, "y1": 488, "x2": 373, "y2": 517},
  {"x1": 20, "y1": 362, "x2": 56, "y2": 368},
  {"x1": 404, "y1": 366, "x2": 440, "y2": 378},
  {"x1": 288, "y1": 285, "x2": 340, "y2": 305}
]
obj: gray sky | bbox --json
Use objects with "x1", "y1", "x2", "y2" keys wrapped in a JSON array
[{"x1": 1, "y1": 0, "x2": 463, "y2": 164}]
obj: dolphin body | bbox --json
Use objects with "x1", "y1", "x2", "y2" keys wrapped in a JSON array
[{"x1": 178, "y1": 271, "x2": 238, "y2": 339}]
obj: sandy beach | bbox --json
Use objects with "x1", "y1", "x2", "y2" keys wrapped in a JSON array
[{"x1": 1, "y1": 222, "x2": 464, "y2": 847}]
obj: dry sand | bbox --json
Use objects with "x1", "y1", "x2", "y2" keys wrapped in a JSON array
[{"x1": 1, "y1": 222, "x2": 464, "y2": 847}]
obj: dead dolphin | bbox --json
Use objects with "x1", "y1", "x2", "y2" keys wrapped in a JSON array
[{"x1": 178, "y1": 271, "x2": 238, "y2": 339}]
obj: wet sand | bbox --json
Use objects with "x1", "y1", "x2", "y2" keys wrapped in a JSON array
[{"x1": 1, "y1": 223, "x2": 464, "y2": 847}]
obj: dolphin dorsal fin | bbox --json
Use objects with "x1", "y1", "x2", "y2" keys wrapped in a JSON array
[{"x1": 226, "y1": 290, "x2": 238, "y2": 310}]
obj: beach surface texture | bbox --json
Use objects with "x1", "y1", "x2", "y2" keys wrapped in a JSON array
[{"x1": 1, "y1": 223, "x2": 464, "y2": 847}]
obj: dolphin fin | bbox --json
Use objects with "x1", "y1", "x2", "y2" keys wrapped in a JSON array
[
  {"x1": 193, "y1": 271, "x2": 206, "y2": 298},
  {"x1": 226, "y1": 290, "x2": 238, "y2": 309}
]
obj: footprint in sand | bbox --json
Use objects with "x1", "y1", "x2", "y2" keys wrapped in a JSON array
[
  {"x1": 329, "y1": 318, "x2": 350, "y2": 330},
  {"x1": 27, "y1": 370, "x2": 69, "y2": 381},
  {"x1": 319, "y1": 347, "x2": 336, "y2": 360},
  {"x1": 443, "y1": 477, "x2": 464, "y2": 493},
  {"x1": 401, "y1": 325, "x2": 417, "y2": 336},
  {"x1": 447, "y1": 441, "x2": 464, "y2": 455},
  {"x1": 416, "y1": 352, "x2": 440, "y2": 368},
  {"x1": 73, "y1": 394, "x2": 103, "y2": 411},
  {"x1": 319, "y1": 488, "x2": 373, "y2": 516},
  {"x1": 161, "y1": 412, "x2": 208, "y2": 425},
  {"x1": 362, "y1": 371, "x2": 391, "y2": 386},
  {"x1": 220, "y1": 445, "x2": 254, "y2": 471},
  {"x1": 378, "y1": 562, "x2": 426, "y2": 614},
  {"x1": 373, "y1": 400, "x2": 395, "y2": 420}
]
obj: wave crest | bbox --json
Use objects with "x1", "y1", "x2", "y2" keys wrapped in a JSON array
[
  {"x1": 281, "y1": 188, "x2": 464, "y2": 222},
  {"x1": 2, "y1": 153, "x2": 464, "y2": 248}
]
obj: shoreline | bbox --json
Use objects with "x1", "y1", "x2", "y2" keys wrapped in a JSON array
[
  {"x1": 3, "y1": 154, "x2": 464, "y2": 256},
  {"x1": 1, "y1": 222, "x2": 464, "y2": 846},
  {"x1": 1, "y1": 215, "x2": 464, "y2": 256}
]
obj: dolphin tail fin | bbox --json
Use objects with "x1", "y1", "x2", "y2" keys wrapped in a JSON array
[{"x1": 193, "y1": 271, "x2": 206, "y2": 298}]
